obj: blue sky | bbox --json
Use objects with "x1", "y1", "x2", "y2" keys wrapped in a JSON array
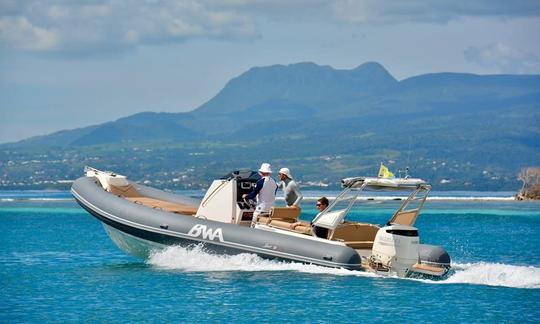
[{"x1": 1, "y1": 0, "x2": 540, "y2": 143}]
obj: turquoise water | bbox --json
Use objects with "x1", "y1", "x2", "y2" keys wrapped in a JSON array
[{"x1": 1, "y1": 192, "x2": 539, "y2": 323}]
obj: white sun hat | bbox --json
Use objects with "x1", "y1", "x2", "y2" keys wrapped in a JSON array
[
  {"x1": 279, "y1": 167, "x2": 293, "y2": 179},
  {"x1": 258, "y1": 163, "x2": 272, "y2": 174}
]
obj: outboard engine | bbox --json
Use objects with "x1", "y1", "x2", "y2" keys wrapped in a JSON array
[{"x1": 371, "y1": 224, "x2": 420, "y2": 276}]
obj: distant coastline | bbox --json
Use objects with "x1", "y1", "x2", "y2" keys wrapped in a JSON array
[{"x1": 0, "y1": 189, "x2": 523, "y2": 202}]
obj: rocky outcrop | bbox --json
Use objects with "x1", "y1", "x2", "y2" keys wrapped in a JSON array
[{"x1": 516, "y1": 167, "x2": 540, "y2": 200}]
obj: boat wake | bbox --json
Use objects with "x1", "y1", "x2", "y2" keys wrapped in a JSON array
[
  {"x1": 292, "y1": 196, "x2": 516, "y2": 202},
  {"x1": 0, "y1": 198, "x2": 73, "y2": 202},
  {"x1": 147, "y1": 245, "x2": 377, "y2": 277},
  {"x1": 147, "y1": 246, "x2": 540, "y2": 289},
  {"x1": 423, "y1": 262, "x2": 540, "y2": 289}
]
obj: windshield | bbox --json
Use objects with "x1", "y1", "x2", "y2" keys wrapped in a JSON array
[{"x1": 312, "y1": 181, "x2": 431, "y2": 229}]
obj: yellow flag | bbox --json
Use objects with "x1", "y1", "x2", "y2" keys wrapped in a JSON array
[{"x1": 378, "y1": 163, "x2": 394, "y2": 178}]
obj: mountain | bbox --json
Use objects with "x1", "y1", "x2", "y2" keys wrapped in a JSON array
[
  {"x1": 71, "y1": 112, "x2": 199, "y2": 146},
  {"x1": 194, "y1": 62, "x2": 397, "y2": 116},
  {"x1": 2, "y1": 62, "x2": 539, "y2": 190}
]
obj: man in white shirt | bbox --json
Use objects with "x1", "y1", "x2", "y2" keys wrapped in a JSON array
[{"x1": 242, "y1": 163, "x2": 277, "y2": 227}]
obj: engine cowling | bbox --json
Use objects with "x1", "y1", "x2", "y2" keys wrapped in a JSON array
[{"x1": 371, "y1": 224, "x2": 420, "y2": 276}]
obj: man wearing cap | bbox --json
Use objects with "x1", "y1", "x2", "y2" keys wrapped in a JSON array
[
  {"x1": 278, "y1": 168, "x2": 303, "y2": 208},
  {"x1": 242, "y1": 163, "x2": 278, "y2": 227}
]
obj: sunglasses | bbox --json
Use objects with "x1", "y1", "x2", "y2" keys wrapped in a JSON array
[{"x1": 316, "y1": 203, "x2": 323, "y2": 207}]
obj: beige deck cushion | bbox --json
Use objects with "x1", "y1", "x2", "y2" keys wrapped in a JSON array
[
  {"x1": 344, "y1": 241, "x2": 374, "y2": 249},
  {"x1": 108, "y1": 184, "x2": 141, "y2": 198},
  {"x1": 270, "y1": 207, "x2": 301, "y2": 221},
  {"x1": 269, "y1": 219, "x2": 297, "y2": 229},
  {"x1": 126, "y1": 197, "x2": 198, "y2": 215},
  {"x1": 331, "y1": 222, "x2": 380, "y2": 242},
  {"x1": 257, "y1": 216, "x2": 271, "y2": 224},
  {"x1": 292, "y1": 224, "x2": 312, "y2": 235},
  {"x1": 268, "y1": 220, "x2": 312, "y2": 234}
]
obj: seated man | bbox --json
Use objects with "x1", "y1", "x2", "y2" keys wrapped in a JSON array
[{"x1": 289, "y1": 197, "x2": 330, "y2": 238}]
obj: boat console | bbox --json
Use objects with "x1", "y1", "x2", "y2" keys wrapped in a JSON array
[{"x1": 196, "y1": 170, "x2": 260, "y2": 225}]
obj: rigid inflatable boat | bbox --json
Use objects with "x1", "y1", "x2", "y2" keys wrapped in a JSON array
[{"x1": 72, "y1": 167, "x2": 451, "y2": 278}]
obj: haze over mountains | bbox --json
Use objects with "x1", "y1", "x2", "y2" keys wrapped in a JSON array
[{"x1": 2, "y1": 62, "x2": 540, "y2": 190}]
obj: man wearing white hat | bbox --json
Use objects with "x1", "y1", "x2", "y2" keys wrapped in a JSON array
[
  {"x1": 278, "y1": 167, "x2": 303, "y2": 208},
  {"x1": 242, "y1": 163, "x2": 277, "y2": 227}
]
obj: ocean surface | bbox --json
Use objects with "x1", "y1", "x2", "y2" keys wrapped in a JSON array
[{"x1": 1, "y1": 190, "x2": 539, "y2": 323}]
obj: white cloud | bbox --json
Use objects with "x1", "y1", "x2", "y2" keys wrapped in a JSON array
[
  {"x1": 0, "y1": 16, "x2": 60, "y2": 50},
  {"x1": 0, "y1": 0, "x2": 259, "y2": 55},
  {"x1": 464, "y1": 43, "x2": 540, "y2": 73},
  {"x1": 329, "y1": 0, "x2": 540, "y2": 24},
  {"x1": 79, "y1": 4, "x2": 112, "y2": 18},
  {"x1": 48, "y1": 6, "x2": 70, "y2": 20},
  {"x1": 1, "y1": 0, "x2": 539, "y2": 55}
]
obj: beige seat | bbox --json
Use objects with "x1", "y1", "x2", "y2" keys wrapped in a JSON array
[
  {"x1": 267, "y1": 207, "x2": 301, "y2": 229},
  {"x1": 257, "y1": 216, "x2": 271, "y2": 225},
  {"x1": 388, "y1": 210, "x2": 420, "y2": 226},
  {"x1": 330, "y1": 222, "x2": 380, "y2": 249},
  {"x1": 269, "y1": 207, "x2": 301, "y2": 222},
  {"x1": 256, "y1": 207, "x2": 300, "y2": 226},
  {"x1": 290, "y1": 222, "x2": 312, "y2": 234},
  {"x1": 256, "y1": 207, "x2": 311, "y2": 234},
  {"x1": 269, "y1": 219, "x2": 297, "y2": 228}
]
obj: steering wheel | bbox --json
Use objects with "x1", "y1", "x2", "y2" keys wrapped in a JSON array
[{"x1": 243, "y1": 197, "x2": 256, "y2": 209}]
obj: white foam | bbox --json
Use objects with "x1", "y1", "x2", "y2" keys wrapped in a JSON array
[
  {"x1": 427, "y1": 196, "x2": 515, "y2": 201},
  {"x1": 285, "y1": 196, "x2": 516, "y2": 202},
  {"x1": 415, "y1": 262, "x2": 540, "y2": 289},
  {"x1": 148, "y1": 246, "x2": 540, "y2": 289},
  {"x1": 0, "y1": 198, "x2": 72, "y2": 202},
  {"x1": 147, "y1": 245, "x2": 376, "y2": 277},
  {"x1": 28, "y1": 198, "x2": 72, "y2": 201}
]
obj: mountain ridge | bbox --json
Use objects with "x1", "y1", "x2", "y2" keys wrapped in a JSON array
[
  {"x1": 5, "y1": 62, "x2": 539, "y2": 147},
  {"x1": 2, "y1": 61, "x2": 539, "y2": 190}
]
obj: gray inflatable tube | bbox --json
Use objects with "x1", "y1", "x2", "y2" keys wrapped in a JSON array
[{"x1": 71, "y1": 177, "x2": 362, "y2": 269}]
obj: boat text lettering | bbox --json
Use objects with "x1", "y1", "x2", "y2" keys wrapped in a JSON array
[{"x1": 187, "y1": 224, "x2": 224, "y2": 242}]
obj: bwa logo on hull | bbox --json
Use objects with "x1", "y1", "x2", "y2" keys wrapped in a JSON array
[{"x1": 187, "y1": 224, "x2": 224, "y2": 242}]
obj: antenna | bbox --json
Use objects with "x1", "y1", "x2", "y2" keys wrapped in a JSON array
[{"x1": 405, "y1": 139, "x2": 412, "y2": 178}]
